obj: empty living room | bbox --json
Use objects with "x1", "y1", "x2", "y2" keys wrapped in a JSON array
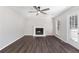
[{"x1": 0, "y1": 6, "x2": 79, "y2": 53}]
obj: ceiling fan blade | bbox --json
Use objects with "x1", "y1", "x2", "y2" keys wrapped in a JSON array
[
  {"x1": 40, "y1": 11, "x2": 47, "y2": 14},
  {"x1": 29, "y1": 11, "x2": 37, "y2": 13},
  {"x1": 41, "y1": 8, "x2": 50, "y2": 11},
  {"x1": 33, "y1": 6, "x2": 40, "y2": 11}
]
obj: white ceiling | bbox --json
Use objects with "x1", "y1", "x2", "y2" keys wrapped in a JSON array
[{"x1": 9, "y1": 6, "x2": 71, "y2": 17}]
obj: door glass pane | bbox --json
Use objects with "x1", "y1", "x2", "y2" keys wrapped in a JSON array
[
  {"x1": 70, "y1": 15, "x2": 78, "y2": 29},
  {"x1": 75, "y1": 15, "x2": 78, "y2": 28}
]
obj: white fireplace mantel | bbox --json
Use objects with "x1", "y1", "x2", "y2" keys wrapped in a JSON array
[{"x1": 33, "y1": 26, "x2": 46, "y2": 37}]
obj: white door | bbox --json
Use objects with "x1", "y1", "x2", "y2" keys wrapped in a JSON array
[{"x1": 70, "y1": 15, "x2": 79, "y2": 42}]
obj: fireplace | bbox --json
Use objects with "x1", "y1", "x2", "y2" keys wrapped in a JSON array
[
  {"x1": 36, "y1": 28, "x2": 43, "y2": 35},
  {"x1": 33, "y1": 27, "x2": 45, "y2": 36}
]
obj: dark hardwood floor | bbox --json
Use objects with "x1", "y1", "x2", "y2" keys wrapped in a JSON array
[{"x1": 0, "y1": 36, "x2": 79, "y2": 53}]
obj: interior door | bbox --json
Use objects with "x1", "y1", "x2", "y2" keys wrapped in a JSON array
[{"x1": 70, "y1": 15, "x2": 79, "y2": 42}]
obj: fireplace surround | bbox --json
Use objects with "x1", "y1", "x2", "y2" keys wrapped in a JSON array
[{"x1": 33, "y1": 26, "x2": 46, "y2": 36}]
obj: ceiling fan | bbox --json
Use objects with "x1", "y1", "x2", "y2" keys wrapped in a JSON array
[{"x1": 29, "y1": 6, "x2": 50, "y2": 15}]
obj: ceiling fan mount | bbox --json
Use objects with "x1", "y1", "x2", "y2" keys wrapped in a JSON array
[
  {"x1": 38, "y1": 6, "x2": 40, "y2": 9},
  {"x1": 29, "y1": 6, "x2": 50, "y2": 15}
]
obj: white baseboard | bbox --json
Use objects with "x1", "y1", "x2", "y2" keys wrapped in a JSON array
[
  {"x1": 24, "y1": 34, "x2": 53, "y2": 37},
  {"x1": 0, "y1": 35, "x2": 24, "y2": 50},
  {"x1": 54, "y1": 34, "x2": 79, "y2": 50}
]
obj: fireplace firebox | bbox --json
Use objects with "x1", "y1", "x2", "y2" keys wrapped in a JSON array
[
  {"x1": 33, "y1": 27, "x2": 45, "y2": 36},
  {"x1": 36, "y1": 28, "x2": 43, "y2": 35}
]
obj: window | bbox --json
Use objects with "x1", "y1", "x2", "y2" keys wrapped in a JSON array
[
  {"x1": 70, "y1": 15, "x2": 78, "y2": 29},
  {"x1": 57, "y1": 20, "x2": 60, "y2": 31}
]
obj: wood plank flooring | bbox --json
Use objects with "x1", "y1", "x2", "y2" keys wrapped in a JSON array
[{"x1": 0, "y1": 36, "x2": 79, "y2": 53}]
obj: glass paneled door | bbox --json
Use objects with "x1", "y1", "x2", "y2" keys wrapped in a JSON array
[{"x1": 70, "y1": 15, "x2": 79, "y2": 42}]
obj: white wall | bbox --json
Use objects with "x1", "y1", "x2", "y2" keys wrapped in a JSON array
[
  {"x1": 0, "y1": 7, "x2": 53, "y2": 50},
  {"x1": 0, "y1": 7, "x2": 25, "y2": 50},
  {"x1": 24, "y1": 14, "x2": 53, "y2": 36},
  {"x1": 53, "y1": 7, "x2": 79, "y2": 49},
  {"x1": 53, "y1": 13, "x2": 67, "y2": 42}
]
